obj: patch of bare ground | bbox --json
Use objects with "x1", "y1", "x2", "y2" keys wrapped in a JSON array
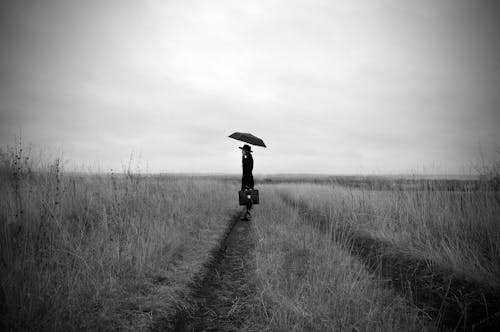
[
  {"x1": 282, "y1": 196, "x2": 500, "y2": 332},
  {"x1": 152, "y1": 212, "x2": 259, "y2": 332}
]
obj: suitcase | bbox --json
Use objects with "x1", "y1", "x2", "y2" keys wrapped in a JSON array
[{"x1": 239, "y1": 189, "x2": 259, "y2": 205}]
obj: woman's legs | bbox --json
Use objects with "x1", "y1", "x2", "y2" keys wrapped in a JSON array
[
  {"x1": 240, "y1": 184, "x2": 253, "y2": 220},
  {"x1": 246, "y1": 202, "x2": 252, "y2": 218}
]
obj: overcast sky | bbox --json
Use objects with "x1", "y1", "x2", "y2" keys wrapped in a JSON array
[{"x1": 1, "y1": 0, "x2": 499, "y2": 174}]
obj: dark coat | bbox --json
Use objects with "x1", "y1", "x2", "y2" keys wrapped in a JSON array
[{"x1": 241, "y1": 153, "x2": 254, "y2": 190}]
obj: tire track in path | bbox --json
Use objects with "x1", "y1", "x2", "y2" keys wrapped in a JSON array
[{"x1": 159, "y1": 212, "x2": 257, "y2": 331}]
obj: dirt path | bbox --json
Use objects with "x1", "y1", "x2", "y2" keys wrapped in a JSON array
[
  {"x1": 281, "y1": 195, "x2": 500, "y2": 332},
  {"x1": 164, "y1": 213, "x2": 257, "y2": 332}
]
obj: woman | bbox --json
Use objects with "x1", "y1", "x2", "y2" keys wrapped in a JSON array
[{"x1": 240, "y1": 144, "x2": 254, "y2": 220}]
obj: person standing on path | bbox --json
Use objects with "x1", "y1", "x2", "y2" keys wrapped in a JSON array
[{"x1": 240, "y1": 144, "x2": 254, "y2": 220}]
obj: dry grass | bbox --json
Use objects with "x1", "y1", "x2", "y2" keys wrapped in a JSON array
[
  {"x1": 0, "y1": 148, "x2": 238, "y2": 331},
  {"x1": 274, "y1": 183, "x2": 500, "y2": 290},
  {"x1": 3, "y1": 142, "x2": 498, "y2": 331},
  {"x1": 250, "y1": 187, "x2": 432, "y2": 331},
  {"x1": 248, "y1": 179, "x2": 499, "y2": 330}
]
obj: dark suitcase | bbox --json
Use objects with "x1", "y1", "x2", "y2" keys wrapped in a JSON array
[{"x1": 239, "y1": 189, "x2": 259, "y2": 205}]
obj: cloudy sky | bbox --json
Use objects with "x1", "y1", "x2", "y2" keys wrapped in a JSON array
[{"x1": 1, "y1": 0, "x2": 499, "y2": 174}]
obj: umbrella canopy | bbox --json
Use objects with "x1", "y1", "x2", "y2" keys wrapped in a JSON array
[{"x1": 229, "y1": 132, "x2": 267, "y2": 147}]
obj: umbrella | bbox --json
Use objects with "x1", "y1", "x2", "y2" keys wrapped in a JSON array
[{"x1": 229, "y1": 132, "x2": 267, "y2": 147}]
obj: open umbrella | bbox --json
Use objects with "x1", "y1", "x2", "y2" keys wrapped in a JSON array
[{"x1": 229, "y1": 132, "x2": 267, "y2": 147}]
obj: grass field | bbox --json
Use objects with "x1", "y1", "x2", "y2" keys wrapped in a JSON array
[
  {"x1": 250, "y1": 183, "x2": 500, "y2": 331},
  {"x1": 0, "y1": 148, "x2": 239, "y2": 330},
  {"x1": 1, "y1": 146, "x2": 499, "y2": 331},
  {"x1": 251, "y1": 187, "x2": 430, "y2": 331},
  {"x1": 276, "y1": 182, "x2": 500, "y2": 290}
]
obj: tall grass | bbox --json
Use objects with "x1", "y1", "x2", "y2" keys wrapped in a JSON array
[
  {"x1": 251, "y1": 187, "x2": 432, "y2": 331},
  {"x1": 274, "y1": 182, "x2": 500, "y2": 291},
  {"x1": 0, "y1": 147, "x2": 238, "y2": 331}
]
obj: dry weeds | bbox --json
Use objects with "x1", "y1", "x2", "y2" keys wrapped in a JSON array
[{"x1": 0, "y1": 147, "x2": 238, "y2": 331}]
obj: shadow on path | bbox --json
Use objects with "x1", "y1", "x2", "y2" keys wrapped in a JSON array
[
  {"x1": 281, "y1": 195, "x2": 500, "y2": 332},
  {"x1": 153, "y1": 212, "x2": 256, "y2": 331}
]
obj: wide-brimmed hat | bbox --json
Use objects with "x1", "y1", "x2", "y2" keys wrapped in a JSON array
[{"x1": 239, "y1": 144, "x2": 253, "y2": 152}]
